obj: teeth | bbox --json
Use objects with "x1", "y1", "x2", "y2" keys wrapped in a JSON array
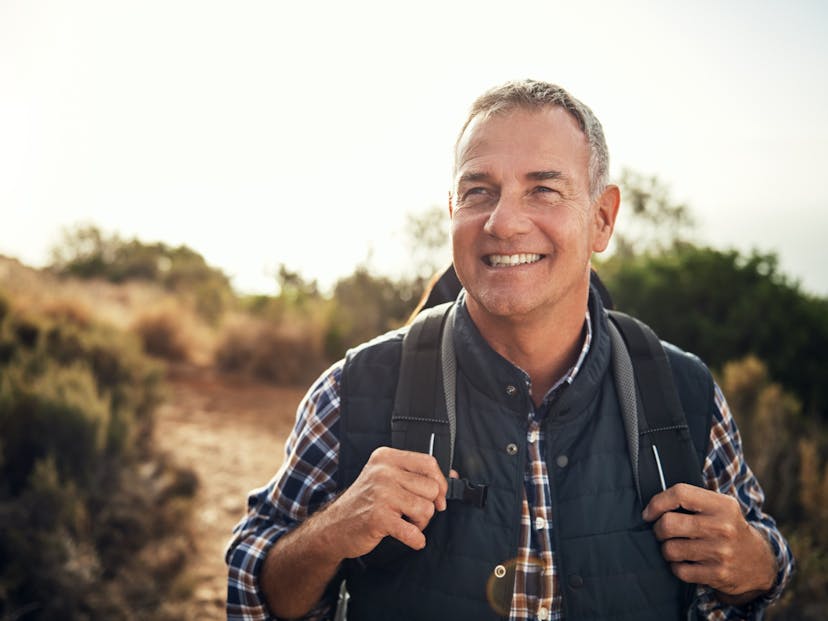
[{"x1": 487, "y1": 253, "x2": 542, "y2": 267}]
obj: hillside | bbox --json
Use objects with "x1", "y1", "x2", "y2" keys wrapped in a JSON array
[{"x1": 0, "y1": 255, "x2": 303, "y2": 618}]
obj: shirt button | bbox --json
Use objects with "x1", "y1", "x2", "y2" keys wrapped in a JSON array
[
  {"x1": 505, "y1": 384, "x2": 518, "y2": 396},
  {"x1": 538, "y1": 607, "x2": 549, "y2": 620},
  {"x1": 506, "y1": 443, "x2": 518, "y2": 456},
  {"x1": 535, "y1": 516, "x2": 546, "y2": 530},
  {"x1": 556, "y1": 454, "x2": 569, "y2": 468},
  {"x1": 528, "y1": 430, "x2": 538, "y2": 444},
  {"x1": 494, "y1": 564, "x2": 507, "y2": 578}
]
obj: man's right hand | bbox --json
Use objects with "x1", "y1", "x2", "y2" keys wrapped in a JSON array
[
  {"x1": 325, "y1": 446, "x2": 450, "y2": 558},
  {"x1": 260, "y1": 446, "x2": 451, "y2": 618}
]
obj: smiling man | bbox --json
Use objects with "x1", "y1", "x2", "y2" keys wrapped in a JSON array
[{"x1": 226, "y1": 80, "x2": 793, "y2": 620}]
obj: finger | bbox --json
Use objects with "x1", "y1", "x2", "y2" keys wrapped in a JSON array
[
  {"x1": 394, "y1": 468, "x2": 448, "y2": 513},
  {"x1": 387, "y1": 514, "x2": 427, "y2": 550},
  {"x1": 661, "y1": 537, "x2": 711, "y2": 564},
  {"x1": 668, "y1": 560, "x2": 725, "y2": 587},
  {"x1": 397, "y1": 469, "x2": 441, "y2": 504},
  {"x1": 399, "y1": 493, "x2": 437, "y2": 531},
  {"x1": 373, "y1": 447, "x2": 449, "y2": 500},
  {"x1": 449, "y1": 469, "x2": 460, "y2": 479},
  {"x1": 642, "y1": 483, "x2": 717, "y2": 521},
  {"x1": 652, "y1": 510, "x2": 701, "y2": 541}
]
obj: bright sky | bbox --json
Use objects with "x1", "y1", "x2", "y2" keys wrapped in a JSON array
[{"x1": 2, "y1": 0, "x2": 827, "y2": 296}]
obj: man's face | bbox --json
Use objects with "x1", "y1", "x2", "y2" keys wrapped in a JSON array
[{"x1": 450, "y1": 106, "x2": 617, "y2": 324}]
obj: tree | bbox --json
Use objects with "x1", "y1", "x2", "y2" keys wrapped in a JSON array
[
  {"x1": 599, "y1": 245, "x2": 828, "y2": 418},
  {"x1": 612, "y1": 168, "x2": 696, "y2": 257},
  {"x1": 404, "y1": 205, "x2": 451, "y2": 282}
]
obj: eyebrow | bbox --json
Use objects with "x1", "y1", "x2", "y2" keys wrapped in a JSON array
[
  {"x1": 457, "y1": 171, "x2": 492, "y2": 185},
  {"x1": 527, "y1": 170, "x2": 566, "y2": 182},
  {"x1": 457, "y1": 170, "x2": 568, "y2": 185}
]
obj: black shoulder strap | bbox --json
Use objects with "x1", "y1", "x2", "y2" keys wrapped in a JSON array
[
  {"x1": 608, "y1": 311, "x2": 703, "y2": 507},
  {"x1": 391, "y1": 303, "x2": 453, "y2": 476},
  {"x1": 392, "y1": 302, "x2": 487, "y2": 508},
  {"x1": 393, "y1": 304, "x2": 701, "y2": 512}
]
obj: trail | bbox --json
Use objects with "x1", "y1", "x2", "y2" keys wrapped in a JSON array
[{"x1": 154, "y1": 364, "x2": 306, "y2": 620}]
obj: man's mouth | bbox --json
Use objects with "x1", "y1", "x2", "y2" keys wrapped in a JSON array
[{"x1": 484, "y1": 253, "x2": 544, "y2": 268}]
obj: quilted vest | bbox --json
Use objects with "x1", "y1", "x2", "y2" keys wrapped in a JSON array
[{"x1": 337, "y1": 290, "x2": 714, "y2": 620}]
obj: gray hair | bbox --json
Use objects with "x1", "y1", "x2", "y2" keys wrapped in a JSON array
[{"x1": 455, "y1": 79, "x2": 610, "y2": 200}]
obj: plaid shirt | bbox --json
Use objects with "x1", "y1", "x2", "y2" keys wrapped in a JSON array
[{"x1": 226, "y1": 309, "x2": 794, "y2": 621}]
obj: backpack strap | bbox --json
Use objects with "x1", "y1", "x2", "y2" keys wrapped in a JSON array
[
  {"x1": 392, "y1": 302, "x2": 487, "y2": 508},
  {"x1": 391, "y1": 302, "x2": 453, "y2": 475},
  {"x1": 608, "y1": 311, "x2": 704, "y2": 507}
]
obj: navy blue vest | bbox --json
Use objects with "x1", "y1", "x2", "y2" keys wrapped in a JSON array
[{"x1": 338, "y1": 290, "x2": 714, "y2": 620}]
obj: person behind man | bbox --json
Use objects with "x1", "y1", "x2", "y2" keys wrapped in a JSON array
[{"x1": 226, "y1": 80, "x2": 793, "y2": 620}]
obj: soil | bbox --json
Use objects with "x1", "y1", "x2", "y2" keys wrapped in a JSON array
[{"x1": 154, "y1": 364, "x2": 306, "y2": 620}]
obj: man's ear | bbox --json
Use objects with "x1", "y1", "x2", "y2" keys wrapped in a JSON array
[
  {"x1": 592, "y1": 184, "x2": 620, "y2": 253},
  {"x1": 448, "y1": 191, "x2": 454, "y2": 218}
]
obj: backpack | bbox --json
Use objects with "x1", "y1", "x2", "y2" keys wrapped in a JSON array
[
  {"x1": 337, "y1": 269, "x2": 705, "y2": 618},
  {"x1": 393, "y1": 298, "x2": 704, "y2": 513}
]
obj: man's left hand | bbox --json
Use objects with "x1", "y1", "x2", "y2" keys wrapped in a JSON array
[{"x1": 642, "y1": 483, "x2": 777, "y2": 605}]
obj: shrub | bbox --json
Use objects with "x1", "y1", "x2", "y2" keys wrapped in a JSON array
[
  {"x1": 0, "y1": 289, "x2": 198, "y2": 620},
  {"x1": 132, "y1": 308, "x2": 196, "y2": 363},
  {"x1": 49, "y1": 225, "x2": 236, "y2": 324},
  {"x1": 719, "y1": 356, "x2": 828, "y2": 620},
  {"x1": 215, "y1": 316, "x2": 327, "y2": 385}
]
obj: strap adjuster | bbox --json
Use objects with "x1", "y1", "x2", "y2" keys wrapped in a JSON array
[{"x1": 447, "y1": 478, "x2": 488, "y2": 508}]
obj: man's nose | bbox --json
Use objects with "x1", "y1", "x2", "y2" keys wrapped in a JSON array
[{"x1": 483, "y1": 191, "x2": 531, "y2": 239}]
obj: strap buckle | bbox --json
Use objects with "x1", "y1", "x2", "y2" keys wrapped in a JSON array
[{"x1": 447, "y1": 478, "x2": 488, "y2": 508}]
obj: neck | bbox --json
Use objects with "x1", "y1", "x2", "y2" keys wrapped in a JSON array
[{"x1": 466, "y1": 288, "x2": 590, "y2": 406}]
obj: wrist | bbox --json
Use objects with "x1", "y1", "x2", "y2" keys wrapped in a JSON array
[{"x1": 715, "y1": 525, "x2": 778, "y2": 606}]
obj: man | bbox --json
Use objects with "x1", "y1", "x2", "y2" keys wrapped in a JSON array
[{"x1": 226, "y1": 80, "x2": 793, "y2": 620}]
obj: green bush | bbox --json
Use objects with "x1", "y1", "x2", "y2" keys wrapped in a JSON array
[
  {"x1": 0, "y1": 290, "x2": 197, "y2": 620},
  {"x1": 598, "y1": 245, "x2": 828, "y2": 417},
  {"x1": 50, "y1": 225, "x2": 235, "y2": 324}
]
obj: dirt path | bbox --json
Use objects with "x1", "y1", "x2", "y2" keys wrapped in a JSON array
[{"x1": 155, "y1": 364, "x2": 307, "y2": 620}]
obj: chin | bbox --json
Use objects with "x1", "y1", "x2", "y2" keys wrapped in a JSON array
[{"x1": 468, "y1": 290, "x2": 544, "y2": 320}]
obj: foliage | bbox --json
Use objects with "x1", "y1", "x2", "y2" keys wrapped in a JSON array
[
  {"x1": 0, "y1": 289, "x2": 197, "y2": 620},
  {"x1": 215, "y1": 315, "x2": 328, "y2": 386},
  {"x1": 597, "y1": 245, "x2": 828, "y2": 417},
  {"x1": 328, "y1": 266, "x2": 419, "y2": 355},
  {"x1": 50, "y1": 225, "x2": 235, "y2": 323},
  {"x1": 132, "y1": 308, "x2": 197, "y2": 363},
  {"x1": 239, "y1": 263, "x2": 420, "y2": 376},
  {"x1": 405, "y1": 205, "x2": 451, "y2": 281},
  {"x1": 612, "y1": 168, "x2": 696, "y2": 257},
  {"x1": 719, "y1": 357, "x2": 828, "y2": 620}
]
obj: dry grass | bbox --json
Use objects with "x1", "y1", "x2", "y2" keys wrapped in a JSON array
[
  {"x1": 215, "y1": 313, "x2": 328, "y2": 385},
  {"x1": 132, "y1": 306, "x2": 215, "y2": 366},
  {"x1": 1, "y1": 256, "x2": 216, "y2": 366}
]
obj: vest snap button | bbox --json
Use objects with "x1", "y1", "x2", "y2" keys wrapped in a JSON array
[
  {"x1": 494, "y1": 564, "x2": 507, "y2": 579},
  {"x1": 568, "y1": 573, "x2": 584, "y2": 589},
  {"x1": 505, "y1": 384, "x2": 518, "y2": 396},
  {"x1": 556, "y1": 454, "x2": 569, "y2": 468},
  {"x1": 506, "y1": 443, "x2": 518, "y2": 456}
]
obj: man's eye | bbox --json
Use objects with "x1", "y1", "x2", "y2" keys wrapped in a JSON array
[
  {"x1": 461, "y1": 187, "x2": 489, "y2": 200},
  {"x1": 534, "y1": 186, "x2": 557, "y2": 194}
]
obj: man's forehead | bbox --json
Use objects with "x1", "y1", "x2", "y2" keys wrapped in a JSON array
[{"x1": 454, "y1": 106, "x2": 590, "y2": 176}]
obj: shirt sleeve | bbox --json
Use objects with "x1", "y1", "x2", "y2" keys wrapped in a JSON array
[
  {"x1": 695, "y1": 382, "x2": 795, "y2": 620},
  {"x1": 225, "y1": 361, "x2": 344, "y2": 621}
]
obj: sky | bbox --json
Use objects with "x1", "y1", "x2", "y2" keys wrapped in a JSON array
[{"x1": 2, "y1": 0, "x2": 827, "y2": 296}]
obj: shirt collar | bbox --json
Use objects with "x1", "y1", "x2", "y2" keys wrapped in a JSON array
[{"x1": 539, "y1": 309, "x2": 592, "y2": 406}]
